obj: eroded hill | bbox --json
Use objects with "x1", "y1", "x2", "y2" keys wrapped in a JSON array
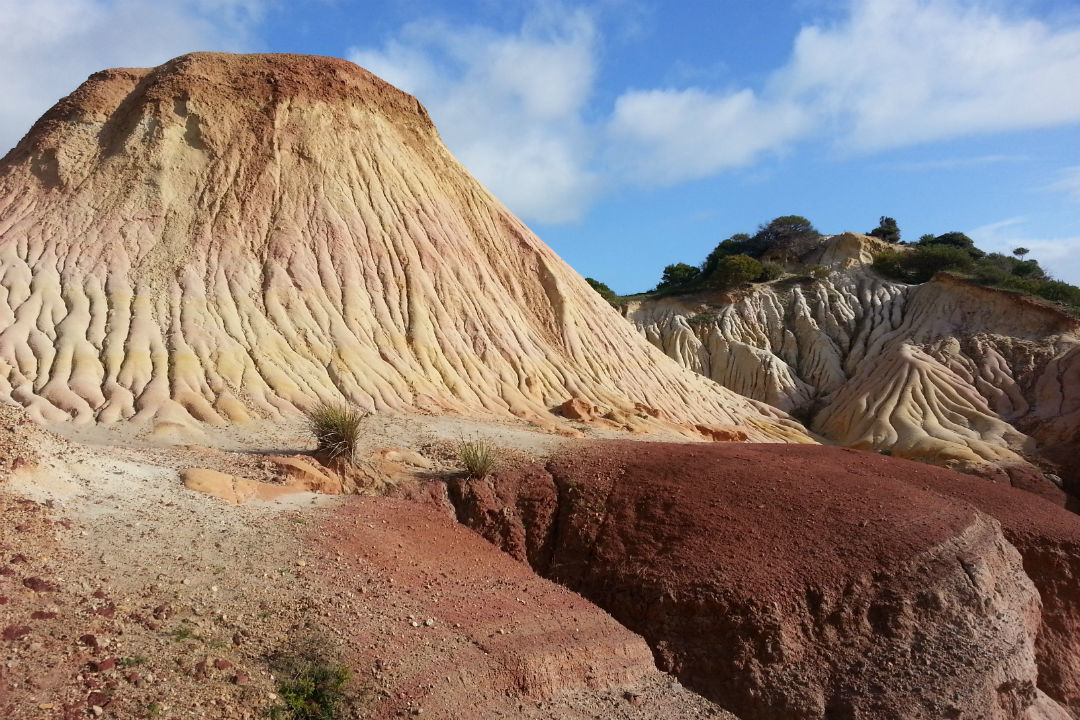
[
  {"x1": 0, "y1": 52, "x2": 806, "y2": 443},
  {"x1": 627, "y1": 233, "x2": 1080, "y2": 501}
]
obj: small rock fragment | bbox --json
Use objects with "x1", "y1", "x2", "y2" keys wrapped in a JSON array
[
  {"x1": 22, "y1": 577, "x2": 58, "y2": 592},
  {"x1": 2, "y1": 625, "x2": 31, "y2": 641}
]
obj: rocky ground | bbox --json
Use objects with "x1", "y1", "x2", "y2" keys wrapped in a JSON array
[
  {"x1": 0, "y1": 409, "x2": 730, "y2": 719},
  {"x1": 3, "y1": 406, "x2": 1079, "y2": 719}
]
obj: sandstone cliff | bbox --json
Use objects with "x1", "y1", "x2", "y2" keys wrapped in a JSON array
[
  {"x1": 0, "y1": 52, "x2": 806, "y2": 442},
  {"x1": 627, "y1": 233, "x2": 1080, "y2": 496}
]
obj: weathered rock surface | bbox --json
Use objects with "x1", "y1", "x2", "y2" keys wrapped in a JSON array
[
  {"x1": 448, "y1": 441, "x2": 1075, "y2": 720},
  {"x1": 0, "y1": 52, "x2": 807, "y2": 444},
  {"x1": 627, "y1": 233, "x2": 1080, "y2": 495},
  {"x1": 907, "y1": 464, "x2": 1080, "y2": 716}
]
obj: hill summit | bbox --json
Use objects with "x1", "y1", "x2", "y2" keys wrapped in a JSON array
[{"x1": 0, "y1": 52, "x2": 804, "y2": 439}]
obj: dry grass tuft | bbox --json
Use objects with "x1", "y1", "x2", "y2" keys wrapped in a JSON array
[
  {"x1": 459, "y1": 437, "x2": 498, "y2": 479},
  {"x1": 304, "y1": 400, "x2": 367, "y2": 463}
]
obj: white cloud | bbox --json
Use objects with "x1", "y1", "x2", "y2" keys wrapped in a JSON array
[
  {"x1": 778, "y1": 0, "x2": 1080, "y2": 150},
  {"x1": 968, "y1": 218, "x2": 1080, "y2": 286},
  {"x1": 607, "y1": 88, "x2": 808, "y2": 185},
  {"x1": 348, "y1": 8, "x2": 599, "y2": 224},
  {"x1": 601, "y1": 0, "x2": 1080, "y2": 188},
  {"x1": 0, "y1": 0, "x2": 260, "y2": 155}
]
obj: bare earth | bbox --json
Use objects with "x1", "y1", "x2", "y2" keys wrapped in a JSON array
[{"x1": 0, "y1": 409, "x2": 732, "y2": 719}]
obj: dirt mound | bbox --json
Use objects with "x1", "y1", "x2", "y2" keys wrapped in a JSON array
[
  {"x1": 0, "y1": 52, "x2": 806, "y2": 444},
  {"x1": 447, "y1": 441, "x2": 1073, "y2": 719},
  {"x1": 0, "y1": 421, "x2": 732, "y2": 720}
]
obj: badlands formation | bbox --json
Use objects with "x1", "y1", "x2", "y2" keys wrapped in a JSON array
[
  {"x1": 628, "y1": 234, "x2": 1080, "y2": 503},
  {"x1": 0, "y1": 52, "x2": 804, "y2": 443},
  {"x1": 0, "y1": 53, "x2": 1078, "y2": 720}
]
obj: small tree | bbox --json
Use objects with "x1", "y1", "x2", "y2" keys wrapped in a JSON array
[
  {"x1": 702, "y1": 233, "x2": 753, "y2": 276},
  {"x1": 868, "y1": 216, "x2": 900, "y2": 243},
  {"x1": 709, "y1": 254, "x2": 763, "y2": 290},
  {"x1": 750, "y1": 215, "x2": 822, "y2": 260},
  {"x1": 1012, "y1": 247, "x2": 1030, "y2": 259},
  {"x1": 656, "y1": 263, "x2": 700, "y2": 291}
]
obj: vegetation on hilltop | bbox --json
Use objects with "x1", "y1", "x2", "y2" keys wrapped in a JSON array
[
  {"x1": 637, "y1": 215, "x2": 825, "y2": 297},
  {"x1": 586, "y1": 214, "x2": 1080, "y2": 316},
  {"x1": 872, "y1": 233, "x2": 1080, "y2": 313},
  {"x1": 868, "y1": 216, "x2": 901, "y2": 244}
]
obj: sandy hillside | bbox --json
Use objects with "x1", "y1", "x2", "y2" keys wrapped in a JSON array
[
  {"x1": 0, "y1": 52, "x2": 805, "y2": 445},
  {"x1": 629, "y1": 233, "x2": 1080, "y2": 499}
]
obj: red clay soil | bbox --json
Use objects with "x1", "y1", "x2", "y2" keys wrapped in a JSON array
[
  {"x1": 895, "y1": 461, "x2": 1080, "y2": 716},
  {"x1": 449, "y1": 442, "x2": 1055, "y2": 720},
  {"x1": 307, "y1": 495, "x2": 732, "y2": 719}
]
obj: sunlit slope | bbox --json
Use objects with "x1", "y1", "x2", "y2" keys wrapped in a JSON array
[
  {"x1": 629, "y1": 234, "x2": 1080, "y2": 482},
  {"x1": 0, "y1": 52, "x2": 805, "y2": 441}
]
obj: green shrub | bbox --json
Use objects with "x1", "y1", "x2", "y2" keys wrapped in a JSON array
[
  {"x1": 1035, "y1": 280, "x2": 1080, "y2": 306},
  {"x1": 918, "y1": 231, "x2": 984, "y2": 259},
  {"x1": 971, "y1": 261, "x2": 1010, "y2": 286},
  {"x1": 872, "y1": 242, "x2": 1080, "y2": 315},
  {"x1": 709, "y1": 254, "x2": 763, "y2": 290},
  {"x1": 1010, "y1": 260, "x2": 1042, "y2": 278},
  {"x1": 807, "y1": 265, "x2": 831, "y2": 280},
  {"x1": 304, "y1": 400, "x2": 366, "y2": 462},
  {"x1": 655, "y1": 262, "x2": 701, "y2": 291},
  {"x1": 702, "y1": 233, "x2": 754, "y2": 275},
  {"x1": 872, "y1": 248, "x2": 906, "y2": 280},
  {"x1": 875, "y1": 244, "x2": 973, "y2": 283},
  {"x1": 905, "y1": 244, "x2": 974, "y2": 282},
  {"x1": 268, "y1": 639, "x2": 352, "y2": 720},
  {"x1": 460, "y1": 437, "x2": 498, "y2": 479},
  {"x1": 756, "y1": 261, "x2": 784, "y2": 282}
]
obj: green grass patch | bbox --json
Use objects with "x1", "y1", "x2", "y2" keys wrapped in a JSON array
[{"x1": 267, "y1": 637, "x2": 352, "y2": 720}]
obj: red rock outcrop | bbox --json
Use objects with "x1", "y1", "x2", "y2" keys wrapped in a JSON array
[
  {"x1": 448, "y1": 442, "x2": 1075, "y2": 719},
  {"x1": 906, "y1": 464, "x2": 1080, "y2": 716}
]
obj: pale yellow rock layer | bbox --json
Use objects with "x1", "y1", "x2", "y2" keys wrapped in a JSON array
[
  {"x1": 628, "y1": 233, "x2": 1080, "y2": 470},
  {"x1": 0, "y1": 53, "x2": 808, "y2": 442}
]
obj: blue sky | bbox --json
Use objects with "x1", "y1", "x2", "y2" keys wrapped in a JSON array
[{"x1": 2, "y1": 0, "x2": 1078, "y2": 292}]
